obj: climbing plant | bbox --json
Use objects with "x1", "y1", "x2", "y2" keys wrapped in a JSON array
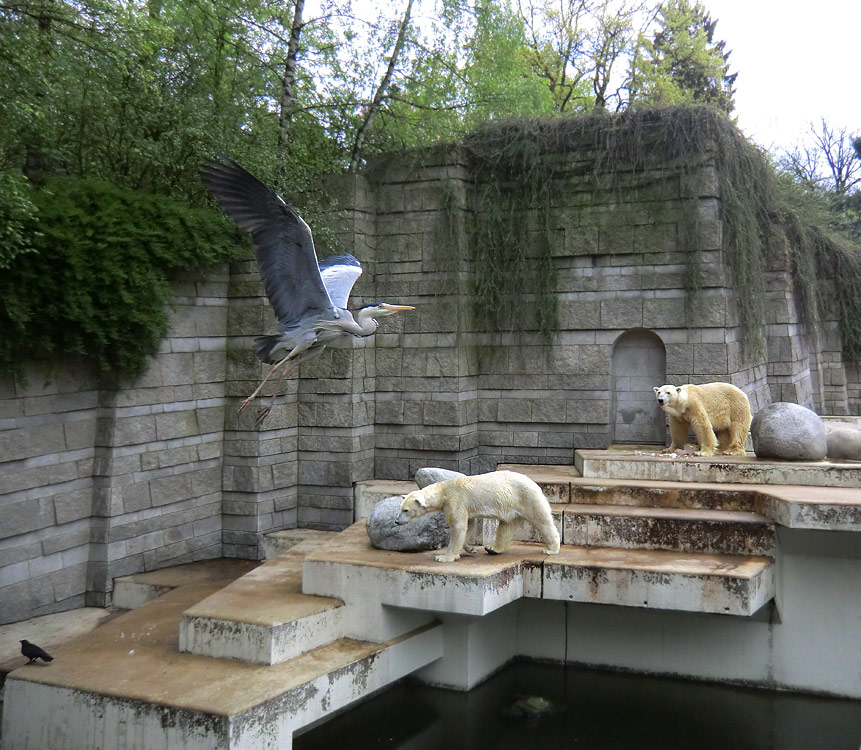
[
  {"x1": 457, "y1": 106, "x2": 801, "y2": 361},
  {"x1": 0, "y1": 178, "x2": 244, "y2": 378}
]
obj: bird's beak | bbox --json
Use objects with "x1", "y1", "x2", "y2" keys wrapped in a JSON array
[{"x1": 381, "y1": 304, "x2": 415, "y2": 311}]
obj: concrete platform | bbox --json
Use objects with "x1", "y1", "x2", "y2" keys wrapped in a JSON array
[
  {"x1": 543, "y1": 545, "x2": 774, "y2": 616},
  {"x1": 2, "y1": 558, "x2": 443, "y2": 750},
  {"x1": 575, "y1": 449, "x2": 861, "y2": 488},
  {"x1": 500, "y1": 464, "x2": 861, "y2": 531},
  {"x1": 179, "y1": 541, "x2": 344, "y2": 665},
  {"x1": 302, "y1": 521, "x2": 774, "y2": 619}
]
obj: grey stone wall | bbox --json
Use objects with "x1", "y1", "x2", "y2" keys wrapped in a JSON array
[{"x1": 1, "y1": 134, "x2": 857, "y2": 624}]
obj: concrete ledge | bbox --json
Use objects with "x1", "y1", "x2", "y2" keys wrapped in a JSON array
[
  {"x1": 542, "y1": 546, "x2": 774, "y2": 616},
  {"x1": 1, "y1": 575, "x2": 444, "y2": 750},
  {"x1": 179, "y1": 545, "x2": 343, "y2": 665},
  {"x1": 303, "y1": 521, "x2": 775, "y2": 618},
  {"x1": 574, "y1": 449, "x2": 861, "y2": 488},
  {"x1": 562, "y1": 504, "x2": 775, "y2": 556},
  {"x1": 503, "y1": 463, "x2": 861, "y2": 531}
]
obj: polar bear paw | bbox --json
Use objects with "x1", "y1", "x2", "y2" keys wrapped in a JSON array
[{"x1": 435, "y1": 552, "x2": 460, "y2": 562}]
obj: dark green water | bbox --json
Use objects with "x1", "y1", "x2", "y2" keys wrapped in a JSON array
[{"x1": 294, "y1": 661, "x2": 861, "y2": 750}]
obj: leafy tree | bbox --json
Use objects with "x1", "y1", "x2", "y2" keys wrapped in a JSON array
[
  {"x1": 516, "y1": 0, "x2": 650, "y2": 112},
  {"x1": 629, "y1": 0, "x2": 736, "y2": 114}
]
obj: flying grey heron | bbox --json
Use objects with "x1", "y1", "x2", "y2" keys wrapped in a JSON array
[{"x1": 202, "y1": 155, "x2": 414, "y2": 425}]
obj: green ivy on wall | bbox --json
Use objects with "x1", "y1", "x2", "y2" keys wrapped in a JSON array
[
  {"x1": 0, "y1": 178, "x2": 244, "y2": 378},
  {"x1": 454, "y1": 106, "x2": 861, "y2": 363}
]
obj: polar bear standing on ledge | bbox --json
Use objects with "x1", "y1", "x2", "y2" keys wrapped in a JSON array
[
  {"x1": 653, "y1": 382, "x2": 752, "y2": 457},
  {"x1": 399, "y1": 470, "x2": 560, "y2": 563}
]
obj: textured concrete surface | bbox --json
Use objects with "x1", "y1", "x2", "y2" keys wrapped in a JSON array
[
  {"x1": 179, "y1": 541, "x2": 344, "y2": 664},
  {"x1": 303, "y1": 520, "x2": 773, "y2": 619}
]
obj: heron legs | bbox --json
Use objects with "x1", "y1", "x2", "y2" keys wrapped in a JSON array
[
  {"x1": 252, "y1": 360, "x2": 301, "y2": 426},
  {"x1": 239, "y1": 343, "x2": 327, "y2": 425},
  {"x1": 237, "y1": 354, "x2": 295, "y2": 416}
]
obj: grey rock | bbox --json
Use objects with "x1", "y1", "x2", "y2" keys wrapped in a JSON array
[
  {"x1": 366, "y1": 495, "x2": 449, "y2": 552},
  {"x1": 822, "y1": 420, "x2": 861, "y2": 462},
  {"x1": 751, "y1": 402, "x2": 827, "y2": 461},
  {"x1": 415, "y1": 467, "x2": 466, "y2": 488}
]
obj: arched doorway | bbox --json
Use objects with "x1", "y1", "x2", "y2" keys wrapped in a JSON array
[{"x1": 611, "y1": 329, "x2": 666, "y2": 445}]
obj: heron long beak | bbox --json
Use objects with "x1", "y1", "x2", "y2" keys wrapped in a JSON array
[{"x1": 381, "y1": 304, "x2": 415, "y2": 311}]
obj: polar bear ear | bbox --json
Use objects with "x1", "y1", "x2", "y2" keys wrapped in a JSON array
[
  {"x1": 653, "y1": 386, "x2": 659, "y2": 394},
  {"x1": 414, "y1": 495, "x2": 428, "y2": 508}
]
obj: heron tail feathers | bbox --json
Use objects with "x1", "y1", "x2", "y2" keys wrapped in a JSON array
[{"x1": 253, "y1": 335, "x2": 283, "y2": 364}]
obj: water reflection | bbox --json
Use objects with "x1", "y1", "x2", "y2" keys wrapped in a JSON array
[{"x1": 295, "y1": 661, "x2": 861, "y2": 750}]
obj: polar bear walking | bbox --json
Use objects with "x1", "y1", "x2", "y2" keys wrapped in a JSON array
[{"x1": 399, "y1": 470, "x2": 560, "y2": 563}]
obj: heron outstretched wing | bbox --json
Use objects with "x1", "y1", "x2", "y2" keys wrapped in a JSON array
[
  {"x1": 319, "y1": 254, "x2": 362, "y2": 309},
  {"x1": 202, "y1": 155, "x2": 333, "y2": 329}
]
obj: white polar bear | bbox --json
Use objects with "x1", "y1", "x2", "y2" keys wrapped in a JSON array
[{"x1": 398, "y1": 470, "x2": 561, "y2": 563}]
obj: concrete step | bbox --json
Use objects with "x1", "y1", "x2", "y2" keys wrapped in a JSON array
[
  {"x1": 261, "y1": 528, "x2": 339, "y2": 559},
  {"x1": 563, "y1": 504, "x2": 774, "y2": 556},
  {"x1": 542, "y1": 545, "x2": 774, "y2": 616},
  {"x1": 574, "y1": 449, "x2": 861, "y2": 488},
  {"x1": 303, "y1": 522, "x2": 775, "y2": 618},
  {"x1": 112, "y1": 558, "x2": 260, "y2": 611},
  {"x1": 507, "y1": 504, "x2": 773, "y2": 556},
  {"x1": 504, "y1": 464, "x2": 861, "y2": 531},
  {"x1": 2, "y1": 577, "x2": 443, "y2": 750},
  {"x1": 179, "y1": 540, "x2": 344, "y2": 665}
]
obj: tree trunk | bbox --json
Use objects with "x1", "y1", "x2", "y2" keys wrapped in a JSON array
[
  {"x1": 277, "y1": 0, "x2": 305, "y2": 180},
  {"x1": 348, "y1": 0, "x2": 414, "y2": 173}
]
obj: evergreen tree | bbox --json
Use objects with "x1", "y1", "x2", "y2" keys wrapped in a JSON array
[{"x1": 630, "y1": 0, "x2": 736, "y2": 114}]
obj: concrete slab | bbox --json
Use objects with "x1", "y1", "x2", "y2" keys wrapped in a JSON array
[
  {"x1": 562, "y1": 504, "x2": 775, "y2": 556},
  {"x1": 542, "y1": 546, "x2": 774, "y2": 616},
  {"x1": 502, "y1": 464, "x2": 861, "y2": 531},
  {"x1": 180, "y1": 544, "x2": 344, "y2": 665},
  {"x1": 574, "y1": 449, "x2": 861, "y2": 488},
  {"x1": 113, "y1": 559, "x2": 260, "y2": 611},
  {"x1": 261, "y1": 529, "x2": 338, "y2": 559},
  {"x1": 303, "y1": 521, "x2": 774, "y2": 619},
  {"x1": 302, "y1": 523, "x2": 545, "y2": 622},
  {"x1": 2, "y1": 575, "x2": 444, "y2": 750}
]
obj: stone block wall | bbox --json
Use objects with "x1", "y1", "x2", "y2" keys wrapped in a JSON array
[
  {"x1": 0, "y1": 269, "x2": 230, "y2": 622},
  {"x1": 2, "y1": 126, "x2": 857, "y2": 623}
]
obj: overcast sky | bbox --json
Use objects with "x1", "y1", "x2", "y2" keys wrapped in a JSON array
[{"x1": 703, "y1": 0, "x2": 860, "y2": 152}]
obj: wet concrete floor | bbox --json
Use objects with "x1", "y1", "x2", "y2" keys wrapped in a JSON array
[{"x1": 295, "y1": 660, "x2": 861, "y2": 750}]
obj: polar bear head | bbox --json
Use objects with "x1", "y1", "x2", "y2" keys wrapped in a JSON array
[
  {"x1": 399, "y1": 490, "x2": 430, "y2": 524},
  {"x1": 653, "y1": 384, "x2": 689, "y2": 416},
  {"x1": 653, "y1": 384, "x2": 678, "y2": 409}
]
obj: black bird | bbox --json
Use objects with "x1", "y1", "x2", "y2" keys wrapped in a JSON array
[{"x1": 20, "y1": 639, "x2": 53, "y2": 663}]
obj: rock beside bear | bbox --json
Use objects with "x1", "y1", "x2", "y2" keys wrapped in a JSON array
[
  {"x1": 751, "y1": 402, "x2": 826, "y2": 461},
  {"x1": 822, "y1": 420, "x2": 861, "y2": 462},
  {"x1": 366, "y1": 495, "x2": 450, "y2": 551},
  {"x1": 654, "y1": 382, "x2": 752, "y2": 456},
  {"x1": 366, "y1": 467, "x2": 465, "y2": 551}
]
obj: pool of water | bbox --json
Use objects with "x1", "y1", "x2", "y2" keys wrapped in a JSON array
[{"x1": 295, "y1": 661, "x2": 861, "y2": 750}]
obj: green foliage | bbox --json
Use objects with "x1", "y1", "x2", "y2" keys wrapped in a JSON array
[
  {"x1": 631, "y1": 0, "x2": 736, "y2": 115},
  {"x1": 0, "y1": 170, "x2": 38, "y2": 269},
  {"x1": 0, "y1": 178, "x2": 242, "y2": 377}
]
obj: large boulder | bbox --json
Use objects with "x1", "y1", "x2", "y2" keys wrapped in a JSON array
[
  {"x1": 823, "y1": 420, "x2": 861, "y2": 462},
  {"x1": 366, "y1": 495, "x2": 449, "y2": 551},
  {"x1": 415, "y1": 467, "x2": 465, "y2": 488},
  {"x1": 751, "y1": 402, "x2": 827, "y2": 461},
  {"x1": 366, "y1": 468, "x2": 465, "y2": 552}
]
